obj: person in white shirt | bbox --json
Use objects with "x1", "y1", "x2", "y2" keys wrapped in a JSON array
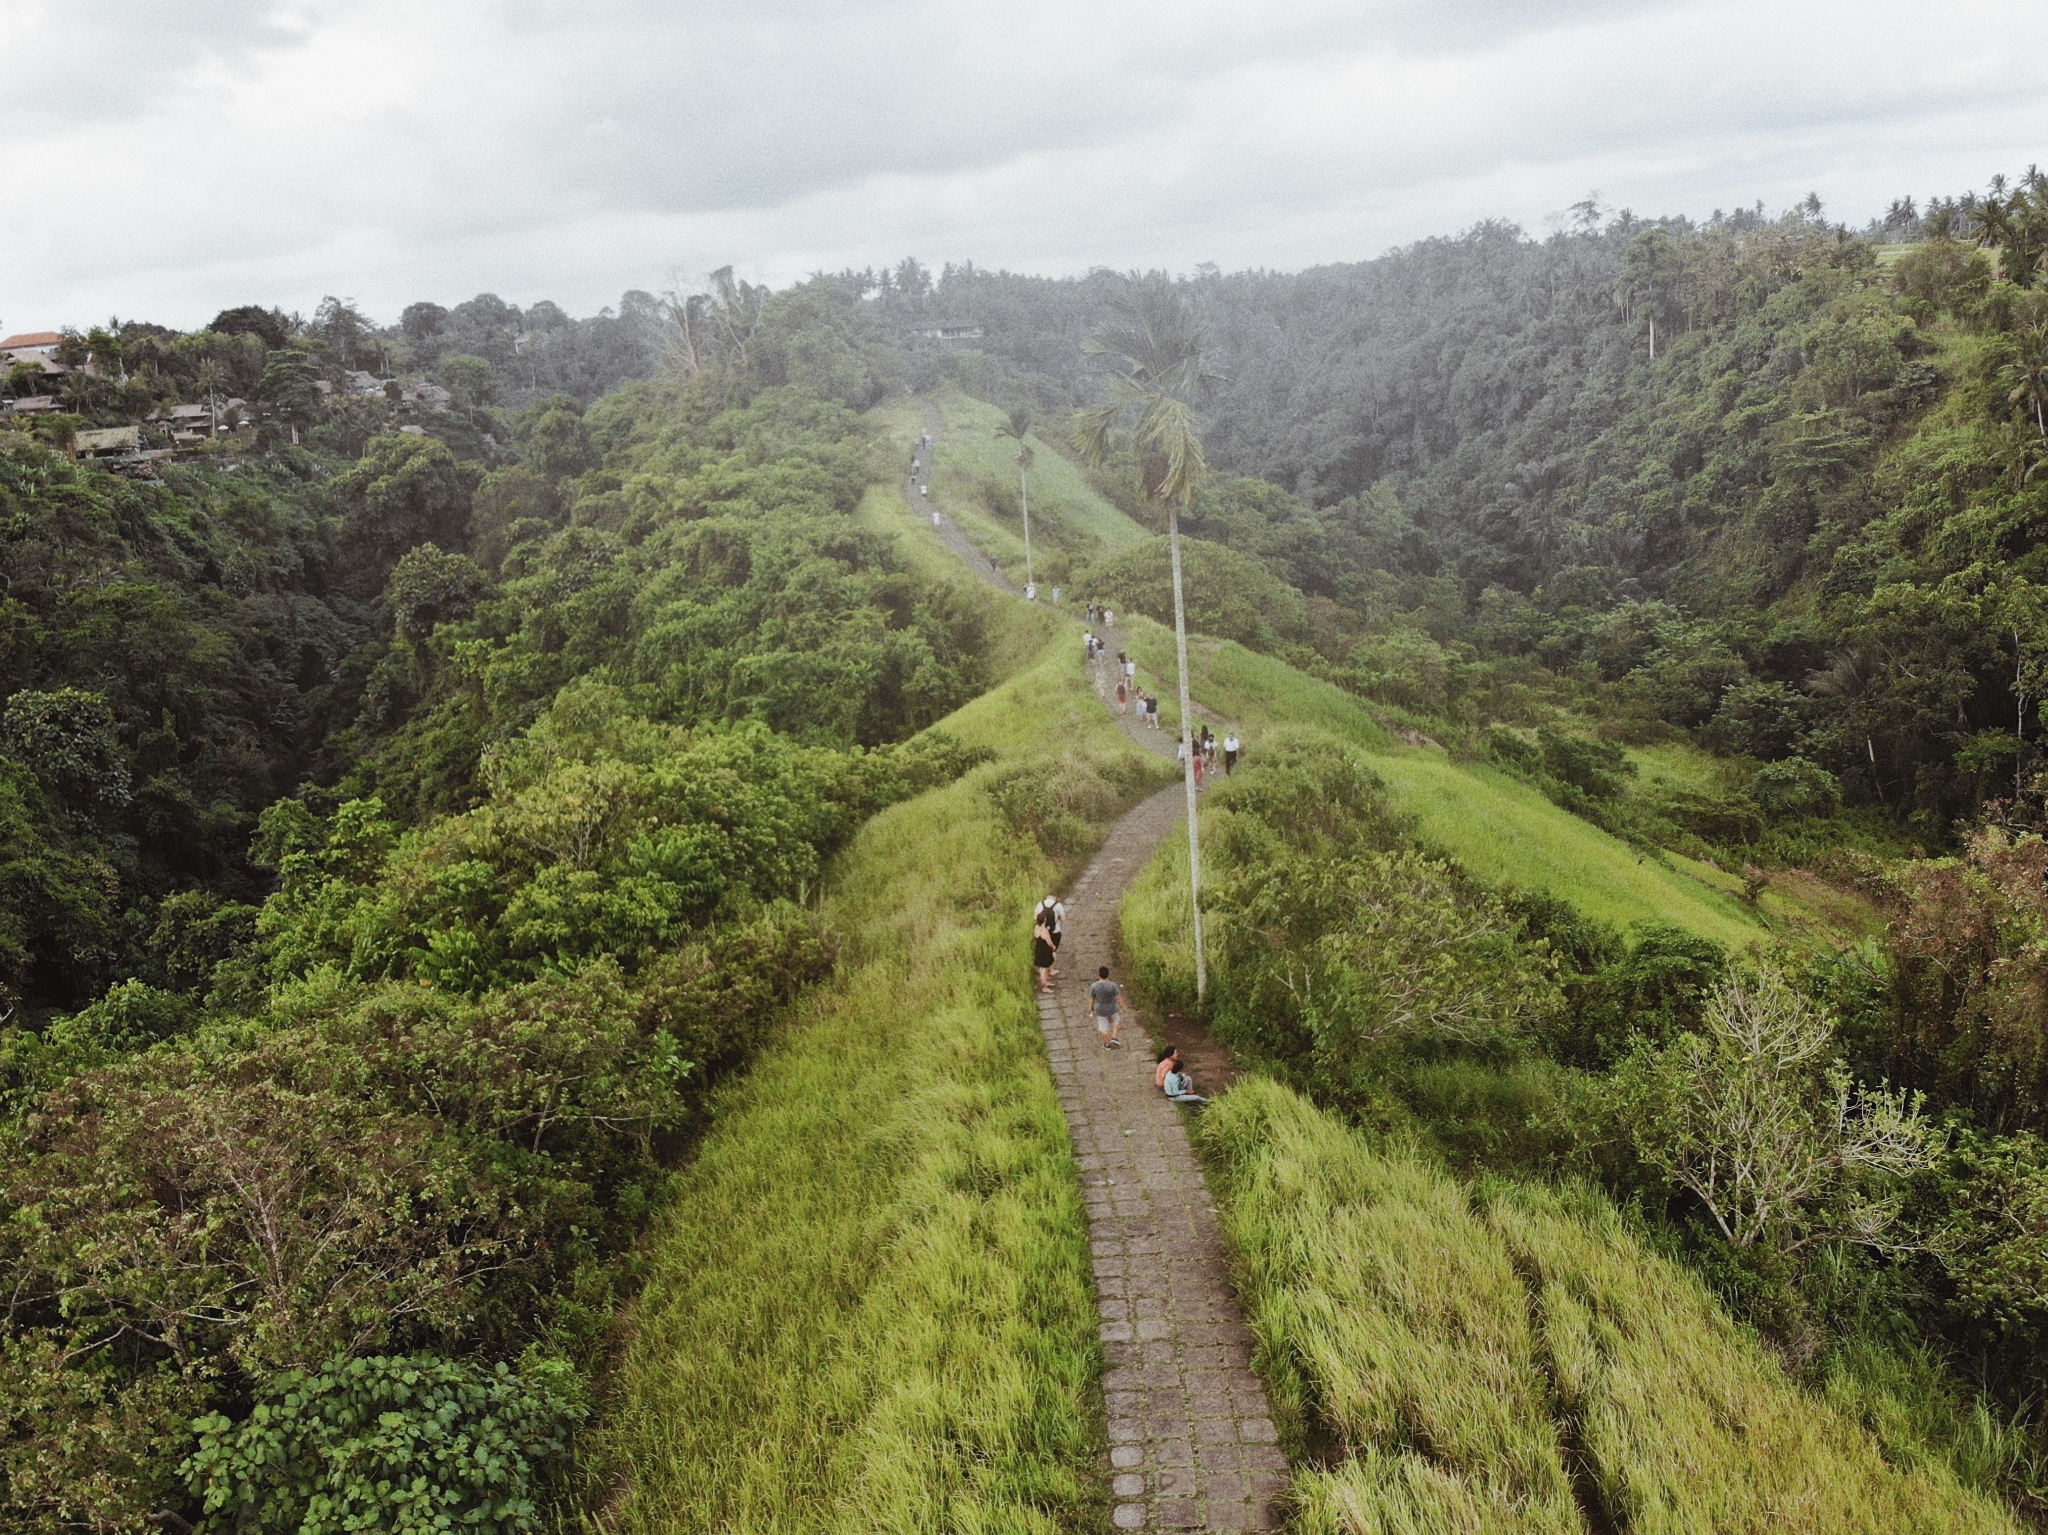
[{"x1": 1223, "y1": 732, "x2": 1242, "y2": 774}]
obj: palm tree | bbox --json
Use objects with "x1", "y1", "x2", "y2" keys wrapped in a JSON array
[
  {"x1": 1075, "y1": 287, "x2": 1222, "y2": 997},
  {"x1": 995, "y1": 404, "x2": 1037, "y2": 589},
  {"x1": 2006, "y1": 324, "x2": 2048, "y2": 440},
  {"x1": 195, "y1": 359, "x2": 225, "y2": 435}
]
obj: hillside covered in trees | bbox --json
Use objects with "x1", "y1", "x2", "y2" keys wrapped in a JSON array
[{"x1": 7, "y1": 163, "x2": 2048, "y2": 1531}]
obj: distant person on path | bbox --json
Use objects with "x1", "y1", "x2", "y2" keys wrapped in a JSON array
[
  {"x1": 1223, "y1": 731, "x2": 1241, "y2": 774},
  {"x1": 1090, "y1": 966, "x2": 1126, "y2": 1049},
  {"x1": 1033, "y1": 911, "x2": 1057, "y2": 993},
  {"x1": 1104, "y1": 608, "x2": 1115, "y2": 628},
  {"x1": 1051, "y1": 585, "x2": 1061, "y2": 604},
  {"x1": 933, "y1": 510, "x2": 943, "y2": 527},
  {"x1": 920, "y1": 483, "x2": 929, "y2": 498},
  {"x1": 1025, "y1": 581, "x2": 1037, "y2": 602},
  {"x1": 1115, "y1": 678, "x2": 1128, "y2": 713},
  {"x1": 1123, "y1": 655, "x2": 1136, "y2": 688},
  {"x1": 1147, "y1": 694, "x2": 1162, "y2": 730}
]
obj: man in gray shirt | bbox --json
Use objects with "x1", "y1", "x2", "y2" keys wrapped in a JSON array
[{"x1": 1090, "y1": 966, "x2": 1125, "y2": 1049}]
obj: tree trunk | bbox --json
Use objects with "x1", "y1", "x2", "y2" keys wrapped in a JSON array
[
  {"x1": 1021, "y1": 466, "x2": 1033, "y2": 590},
  {"x1": 1167, "y1": 506, "x2": 1207, "y2": 999}
]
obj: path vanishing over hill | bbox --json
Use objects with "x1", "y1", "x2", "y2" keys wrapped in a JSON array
[{"x1": 918, "y1": 394, "x2": 1289, "y2": 1530}]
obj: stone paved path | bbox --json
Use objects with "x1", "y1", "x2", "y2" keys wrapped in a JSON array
[
  {"x1": 912, "y1": 394, "x2": 1286, "y2": 1528},
  {"x1": 1040, "y1": 791, "x2": 1287, "y2": 1530}
]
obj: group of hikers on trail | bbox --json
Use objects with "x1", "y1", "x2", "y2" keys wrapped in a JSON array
[
  {"x1": 910, "y1": 433, "x2": 936, "y2": 518},
  {"x1": 1033, "y1": 898, "x2": 1132, "y2": 1055},
  {"x1": 1083, "y1": 632, "x2": 1244, "y2": 776},
  {"x1": 1102, "y1": 648, "x2": 1157, "y2": 724},
  {"x1": 1030, "y1": 894, "x2": 1210, "y2": 1094},
  {"x1": 1175, "y1": 725, "x2": 1243, "y2": 787}
]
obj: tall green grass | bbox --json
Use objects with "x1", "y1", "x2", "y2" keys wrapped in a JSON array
[
  {"x1": 589, "y1": 638, "x2": 1164, "y2": 1532},
  {"x1": 1199, "y1": 1078, "x2": 2021, "y2": 1535}
]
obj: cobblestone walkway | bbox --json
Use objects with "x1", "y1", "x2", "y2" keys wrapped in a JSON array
[
  {"x1": 911, "y1": 398, "x2": 1285, "y2": 1527},
  {"x1": 1040, "y1": 789, "x2": 1285, "y2": 1530}
]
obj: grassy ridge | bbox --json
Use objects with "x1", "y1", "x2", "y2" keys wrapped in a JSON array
[
  {"x1": 591, "y1": 632, "x2": 1165, "y2": 1532},
  {"x1": 1200, "y1": 1078, "x2": 2020, "y2": 1535},
  {"x1": 924, "y1": 387, "x2": 1149, "y2": 580},
  {"x1": 1117, "y1": 620, "x2": 1761, "y2": 947}
]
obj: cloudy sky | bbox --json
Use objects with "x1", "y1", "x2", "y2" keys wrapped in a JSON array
[{"x1": 3, "y1": 0, "x2": 2044, "y2": 331}]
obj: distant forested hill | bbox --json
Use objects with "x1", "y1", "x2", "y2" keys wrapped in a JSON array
[{"x1": 862, "y1": 174, "x2": 2048, "y2": 829}]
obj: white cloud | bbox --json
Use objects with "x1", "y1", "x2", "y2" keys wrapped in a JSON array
[{"x1": 1, "y1": 0, "x2": 2042, "y2": 330}]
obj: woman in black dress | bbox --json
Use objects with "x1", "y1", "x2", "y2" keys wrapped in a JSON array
[{"x1": 1033, "y1": 915, "x2": 1057, "y2": 993}]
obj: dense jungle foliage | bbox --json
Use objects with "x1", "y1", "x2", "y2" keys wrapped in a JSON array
[
  {"x1": 0, "y1": 282, "x2": 988, "y2": 1531},
  {"x1": 880, "y1": 172, "x2": 2048, "y2": 834}
]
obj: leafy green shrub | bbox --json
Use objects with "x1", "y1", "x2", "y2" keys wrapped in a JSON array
[
  {"x1": 0, "y1": 687, "x2": 131, "y2": 811},
  {"x1": 1702, "y1": 679, "x2": 1812, "y2": 759},
  {"x1": 981, "y1": 746, "x2": 1153, "y2": 861},
  {"x1": 1536, "y1": 725, "x2": 1635, "y2": 801},
  {"x1": 1925, "y1": 1131, "x2": 2048, "y2": 1343},
  {"x1": 1651, "y1": 786, "x2": 1763, "y2": 844},
  {"x1": 1082, "y1": 534, "x2": 1313, "y2": 652},
  {"x1": 0, "y1": 1336, "x2": 212, "y2": 1535},
  {"x1": 1751, "y1": 755, "x2": 1843, "y2": 819},
  {"x1": 1331, "y1": 630, "x2": 1459, "y2": 712},
  {"x1": 262, "y1": 720, "x2": 879, "y2": 991},
  {"x1": 47, "y1": 979, "x2": 196, "y2": 1051},
  {"x1": 1147, "y1": 731, "x2": 1560, "y2": 1096},
  {"x1": 185, "y1": 1354, "x2": 582, "y2": 1535},
  {"x1": 1480, "y1": 725, "x2": 1541, "y2": 776},
  {"x1": 1535, "y1": 921, "x2": 1724, "y2": 1070}
]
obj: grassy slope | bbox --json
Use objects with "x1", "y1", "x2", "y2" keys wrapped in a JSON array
[
  {"x1": 924, "y1": 387, "x2": 1149, "y2": 583},
  {"x1": 1202, "y1": 1078, "x2": 2019, "y2": 1535},
  {"x1": 594, "y1": 439, "x2": 1166, "y2": 1529},
  {"x1": 1116, "y1": 621, "x2": 1763, "y2": 948},
  {"x1": 904, "y1": 388, "x2": 1762, "y2": 948}
]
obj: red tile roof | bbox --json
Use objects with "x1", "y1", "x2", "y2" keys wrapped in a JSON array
[{"x1": 1, "y1": 332, "x2": 64, "y2": 350}]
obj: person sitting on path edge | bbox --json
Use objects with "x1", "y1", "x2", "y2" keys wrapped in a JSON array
[
  {"x1": 1090, "y1": 966, "x2": 1126, "y2": 1049},
  {"x1": 1163, "y1": 1058, "x2": 1206, "y2": 1105},
  {"x1": 1154, "y1": 1045, "x2": 1178, "y2": 1089}
]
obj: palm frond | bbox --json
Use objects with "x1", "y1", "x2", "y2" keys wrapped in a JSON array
[{"x1": 1072, "y1": 401, "x2": 1121, "y2": 467}]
